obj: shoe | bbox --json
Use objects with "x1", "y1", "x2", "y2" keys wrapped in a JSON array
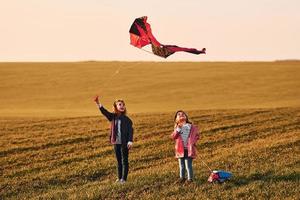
[
  {"x1": 119, "y1": 179, "x2": 126, "y2": 184},
  {"x1": 187, "y1": 179, "x2": 193, "y2": 183},
  {"x1": 176, "y1": 178, "x2": 186, "y2": 184}
]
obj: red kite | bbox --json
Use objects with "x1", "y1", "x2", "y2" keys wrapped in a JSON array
[{"x1": 129, "y1": 16, "x2": 206, "y2": 58}]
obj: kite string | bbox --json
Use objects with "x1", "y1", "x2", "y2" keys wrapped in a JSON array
[
  {"x1": 100, "y1": 63, "x2": 123, "y2": 88},
  {"x1": 138, "y1": 45, "x2": 164, "y2": 58},
  {"x1": 100, "y1": 62, "x2": 142, "y2": 89},
  {"x1": 140, "y1": 48, "x2": 154, "y2": 55},
  {"x1": 201, "y1": 160, "x2": 212, "y2": 172}
]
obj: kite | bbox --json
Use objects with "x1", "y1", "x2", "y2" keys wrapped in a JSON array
[
  {"x1": 129, "y1": 16, "x2": 206, "y2": 58},
  {"x1": 201, "y1": 160, "x2": 232, "y2": 184},
  {"x1": 208, "y1": 170, "x2": 232, "y2": 183}
]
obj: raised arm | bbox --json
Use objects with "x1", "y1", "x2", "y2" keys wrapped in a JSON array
[
  {"x1": 171, "y1": 125, "x2": 181, "y2": 140},
  {"x1": 94, "y1": 95, "x2": 114, "y2": 121}
]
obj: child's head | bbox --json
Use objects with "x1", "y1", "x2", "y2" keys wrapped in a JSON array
[
  {"x1": 174, "y1": 110, "x2": 192, "y2": 125},
  {"x1": 113, "y1": 99, "x2": 127, "y2": 115}
]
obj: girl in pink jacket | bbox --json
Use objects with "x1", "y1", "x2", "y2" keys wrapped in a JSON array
[{"x1": 171, "y1": 110, "x2": 200, "y2": 183}]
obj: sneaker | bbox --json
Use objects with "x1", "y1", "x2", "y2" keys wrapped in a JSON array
[
  {"x1": 119, "y1": 179, "x2": 126, "y2": 184},
  {"x1": 176, "y1": 178, "x2": 186, "y2": 184},
  {"x1": 186, "y1": 179, "x2": 193, "y2": 184}
]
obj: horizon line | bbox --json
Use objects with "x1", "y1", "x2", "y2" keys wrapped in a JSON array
[{"x1": 0, "y1": 59, "x2": 300, "y2": 63}]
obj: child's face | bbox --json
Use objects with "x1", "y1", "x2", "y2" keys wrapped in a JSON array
[
  {"x1": 116, "y1": 101, "x2": 126, "y2": 112},
  {"x1": 176, "y1": 112, "x2": 187, "y2": 123}
]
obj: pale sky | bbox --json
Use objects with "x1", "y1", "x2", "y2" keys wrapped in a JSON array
[{"x1": 0, "y1": 0, "x2": 299, "y2": 61}]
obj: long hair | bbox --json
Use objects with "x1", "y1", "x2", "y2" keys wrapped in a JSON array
[
  {"x1": 113, "y1": 99, "x2": 127, "y2": 115},
  {"x1": 174, "y1": 110, "x2": 192, "y2": 125}
]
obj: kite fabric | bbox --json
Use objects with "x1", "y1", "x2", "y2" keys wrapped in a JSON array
[
  {"x1": 129, "y1": 16, "x2": 206, "y2": 58},
  {"x1": 208, "y1": 170, "x2": 232, "y2": 183}
]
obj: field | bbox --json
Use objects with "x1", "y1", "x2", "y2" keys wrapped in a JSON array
[
  {"x1": 1, "y1": 61, "x2": 300, "y2": 199},
  {"x1": 0, "y1": 61, "x2": 299, "y2": 117}
]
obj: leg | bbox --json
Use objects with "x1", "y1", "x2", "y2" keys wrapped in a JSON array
[
  {"x1": 185, "y1": 158, "x2": 194, "y2": 181},
  {"x1": 178, "y1": 158, "x2": 186, "y2": 179},
  {"x1": 114, "y1": 144, "x2": 122, "y2": 180},
  {"x1": 121, "y1": 146, "x2": 129, "y2": 181}
]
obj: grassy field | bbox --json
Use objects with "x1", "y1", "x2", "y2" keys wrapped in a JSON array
[
  {"x1": 1, "y1": 108, "x2": 299, "y2": 199},
  {"x1": 0, "y1": 61, "x2": 299, "y2": 117},
  {"x1": 1, "y1": 61, "x2": 300, "y2": 199}
]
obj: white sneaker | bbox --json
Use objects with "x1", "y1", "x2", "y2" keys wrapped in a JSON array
[{"x1": 119, "y1": 179, "x2": 126, "y2": 184}]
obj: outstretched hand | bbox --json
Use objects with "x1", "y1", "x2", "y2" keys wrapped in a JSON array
[{"x1": 94, "y1": 95, "x2": 100, "y2": 105}]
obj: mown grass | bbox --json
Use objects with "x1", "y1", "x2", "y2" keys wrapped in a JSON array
[
  {"x1": 1, "y1": 107, "x2": 299, "y2": 199},
  {"x1": 1, "y1": 61, "x2": 299, "y2": 199},
  {"x1": 0, "y1": 61, "x2": 300, "y2": 117}
]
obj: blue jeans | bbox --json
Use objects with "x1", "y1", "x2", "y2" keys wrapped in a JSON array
[{"x1": 178, "y1": 149, "x2": 193, "y2": 180}]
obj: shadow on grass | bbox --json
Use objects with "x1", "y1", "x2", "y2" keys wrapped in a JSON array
[
  {"x1": 0, "y1": 134, "x2": 105, "y2": 157},
  {"x1": 2, "y1": 166, "x2": 115, "y2": 199},
  {"x1": 230, "y1": 171, "x2": 299, "y2": 187}
]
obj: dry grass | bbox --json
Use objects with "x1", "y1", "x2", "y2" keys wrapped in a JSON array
[
  {"x1": 1, "y1": 61, "x2": 299, "y2": 199},
  {"x1": 0, "y1": 61, "x2": 299, "y2": 117},
  {"x1": 1, "y1": 108, "x2": 299, "y2": 199}
]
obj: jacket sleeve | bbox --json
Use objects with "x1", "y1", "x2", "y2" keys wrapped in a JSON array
[
  {"x1": 127, "y1": 118, "x2": 133, "y2": 142},
  {"x1": 99, "y1": 106, "x2": 114, "y2": 121},
  {"x1": 171, "y1": 129, "x2": 180, "y2": 140},
  {"x1": 194, "y1": 126, "x2": 200, "y2": 142}
]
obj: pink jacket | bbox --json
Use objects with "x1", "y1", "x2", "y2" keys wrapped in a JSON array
[{"x1": 171, "y1": 124, "x2": 200, "y2": 159}]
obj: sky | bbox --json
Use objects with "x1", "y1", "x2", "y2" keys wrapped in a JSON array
[{"x1": 0, "y1": 0, "x2": 299, "y2": 61}]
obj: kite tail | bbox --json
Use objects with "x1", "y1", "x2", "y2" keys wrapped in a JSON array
[{"x1": 164, "y1": 45, "x2": 206, "y2": 55}]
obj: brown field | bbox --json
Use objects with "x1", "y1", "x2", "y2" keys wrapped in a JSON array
[
  {"x1": 0, "y1": 61, "x2": 300, "y2": 199},
  {"x1": 0, "y1": 61, "x2": 299, "y2": 117}
]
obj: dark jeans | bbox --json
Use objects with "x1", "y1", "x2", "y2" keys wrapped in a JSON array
[
  {"x1": 178, "y1": 149, "x2": 193, "y2": 180},
  {"x1": 114, "y1": 144, "x2": 129, "y2": 181}
]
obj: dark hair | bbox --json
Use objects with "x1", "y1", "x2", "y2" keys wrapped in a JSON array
[
  {"x1": 113, "y1": 99, "x2": 127, "y2": 115},
  {"x1": 174, "y1": 110, "x2": 192, "y2": 124}
]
